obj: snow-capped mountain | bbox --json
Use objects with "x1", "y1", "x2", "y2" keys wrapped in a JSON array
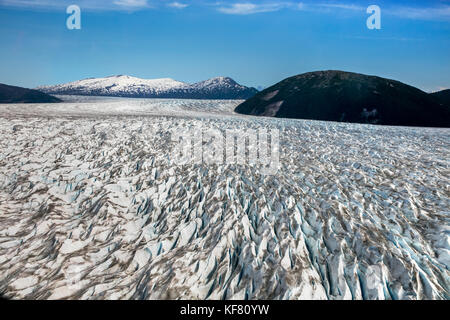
[
  {"x1": 181, "y1": 77, "x2": 258, "y2": 99},
  {"x1": 37, "y1": 75, "x2": 258, "y2": 100}
]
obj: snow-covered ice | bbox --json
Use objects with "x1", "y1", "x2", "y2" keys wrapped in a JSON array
[{"x1": 0, "y1": 97, "x2": 448, "y2": 300}]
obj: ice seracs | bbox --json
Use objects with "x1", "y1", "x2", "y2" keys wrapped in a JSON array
[{"x1": 0, "y1": 97, "x2": 448, "y2": 300}]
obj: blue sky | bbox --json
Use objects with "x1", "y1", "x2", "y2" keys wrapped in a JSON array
[{"x1": 0, "y1": 0, "x2": 449, "y2": 92}]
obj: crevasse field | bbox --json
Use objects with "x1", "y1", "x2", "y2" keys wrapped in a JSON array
[{"x1": 0, "y1": 96, "x2": 449, "y2": 300}]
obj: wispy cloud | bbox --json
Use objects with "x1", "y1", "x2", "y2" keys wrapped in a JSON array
[
  {"x1": 113, "y1": 0, "x2": 149, "y2": 9},
  {"x1": 215, "y1": 1, "x2": 450, "y2": 21},
  {"x1": 217, "y1": 2, "x2": 303, "y2": 15},
  {"x1": 0, "y1": 0, "x2": 60, "y2": 8},
  {"x1": 316, "y1": 3, "x2": 364, "y2": 11},
  {"x1": 217, "y1": 3, "x2": 283, "y2": 15},
  {"x1": 1, "y1": 0, "x2": 450, "y2": 21},
  {"x1": 314, "y1": 2, "x2": 450, "y2": 21},
  {"x1": 214, "y1": 1, "x2": 366, "y2": 16},
  {"x1": 0, "y1": 0, "x2": 151, "y2": 11},
  {"x1": 167, "y1": 2, "x2": 189, "y2": 9}
]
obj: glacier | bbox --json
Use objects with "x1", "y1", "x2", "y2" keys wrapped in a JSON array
[{"x1": 0, "y1": 97, "x2": 448, "y2": 300}]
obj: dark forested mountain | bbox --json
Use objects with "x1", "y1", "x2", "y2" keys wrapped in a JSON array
[
  {"x1": 431, "y1": 89, "x2": 450, "y2": 108},
  {"x1": 0, "y1": 83, "x2": 61, "y2": 103},
  {"x1": 235, "y1": 71, "x2": 450, "y2": 127}
]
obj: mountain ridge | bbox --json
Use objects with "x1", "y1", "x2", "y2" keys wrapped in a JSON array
[
  {"x1": 0, "y1": 83, "x2": 61, "y2": 104},
  {"x1": 37, "y1": 75, "x2": 258, "y2": 100},
  {"x1": 430, "y1": 89, "x2": 450, "y2": 108}
]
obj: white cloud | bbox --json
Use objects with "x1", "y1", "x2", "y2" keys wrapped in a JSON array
[
  {"x1": 168, "y1": 2, "x2": 189, "y2": 9},
  {"x1": 0, "y1": 0, "x2": 60, "y2": 8},
  {"x1": 316, "y1": 3, "x2": 364, "y2": 11},
  {"x1": 0, "y1": 0, "x2": 150, "y2": 10},
  {"x1": 1, "y1": 0, "x2": 450, "y2": 21},
  {"x1": 113, "y1": 0, "x2": 149, "y2": 8},
  {"x1": 217, "y1": 2, "x2": 298, "y2": 15}
]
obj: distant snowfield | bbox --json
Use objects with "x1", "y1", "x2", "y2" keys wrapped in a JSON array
[{"x1": 0, "y1": 96, "x2": 449, "y2": 300}]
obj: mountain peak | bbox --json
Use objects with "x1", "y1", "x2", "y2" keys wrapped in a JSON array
[
  {"x1": 106, "y1": 75, "x2": 178, "y2": 82},
  {"x1": 211, "y1": 76, "x2": 235, "y2": 82},
  {"x1": 195, "y1": 77, "x2": 238, "y2": 85}
]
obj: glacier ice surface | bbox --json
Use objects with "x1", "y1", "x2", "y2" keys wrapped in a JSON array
[{"x1": 0, "y1": 97, "x2": 449, "y2": 300}]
